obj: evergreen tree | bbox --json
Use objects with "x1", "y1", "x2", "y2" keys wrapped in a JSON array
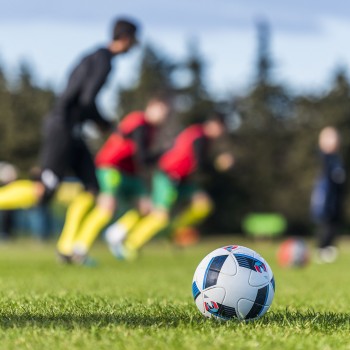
[
  {"x1": 0, "y1": 62, "x2": 55, "y2": 172},
  {"x1": 175, "y1": 39, "x2": 215, "y2": 125},
  {"x1": 0, "y1": 64, "x2": 16, "y2": 164},
  {"x1": 255, "y1": 19, "x2": 273, "y2": 85},
  {"x1": 223, "y1": 19, "x2": 300, "y2": 230}
]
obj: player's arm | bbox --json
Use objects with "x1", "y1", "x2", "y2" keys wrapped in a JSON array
[
  {"x1": 193, "y1": 137, "x2": 208, "y2": 170},
  {"x1": 324, "y1": 154, "x2": 345, "y2": 185},
  {"x1": 194, "y1": 138, "x2": 234, "y2": 173},
  {"x1": 214, "y1": 152, "x2": 235, "y2": 172},
  {"x1": 130, "y1": 124, "x2": 171, "y2": 172},
  {"x1": 132, "y1": 125, "x2": 151, "y2": 169},
  {"x1": 79, "y1": 55, "x2": 112, "y2": 131}
]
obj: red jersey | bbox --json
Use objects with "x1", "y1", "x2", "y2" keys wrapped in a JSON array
[
  {"x1": 159, "y1": 124, "x2": 206, "y2": 180},
  {"x1": 95, "y1": 111, "x2": 150, "y2": 173}
]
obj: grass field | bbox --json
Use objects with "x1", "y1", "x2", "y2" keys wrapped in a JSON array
[{"x1": 1, "y1": 237, "x2": 350, "y2": 350}]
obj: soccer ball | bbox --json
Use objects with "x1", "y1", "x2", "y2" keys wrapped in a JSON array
[
  {"x1": 277, "y1": 238, "x2": 309, "y2": 268},
  {"x1": 192, "y1": 245, "x2": 275, "y2": 321}
]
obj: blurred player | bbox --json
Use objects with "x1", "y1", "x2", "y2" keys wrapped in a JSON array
[
  {"x1": 107, "y1": 112, "x2": 234, "y2": 260},
  {"x1": 0, "y1": 162, "x2": 18, "y2": 239},
  {"x1": 311, "y1": 126, "x2": 345, "y2": 263},
  {"x1": 0, "y1": 18, "x2": 139, "y2": 247},
  {"x1": 57, "y1": 95, "x2": 171, "y2": 262}
]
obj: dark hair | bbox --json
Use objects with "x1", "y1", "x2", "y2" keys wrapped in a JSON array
[
  {"x1": 146, "y1": 91, "x2": 173, "y2": 106},
  {"x1": 207, "y1": 111, "x2": 226, "y2": 124},
  {"x1": 113, "y1": 18, "x2": 138, "y2": 40}
]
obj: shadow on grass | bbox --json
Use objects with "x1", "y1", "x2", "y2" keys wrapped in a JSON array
[{"x1": 1, "y1": 310, "x2": 350, "y2": 330}]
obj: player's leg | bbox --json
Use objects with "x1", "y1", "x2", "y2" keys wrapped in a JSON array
[
  {"x1": 71, "y1": 165, "x2": 121, "y2": 260},
  {"x1": 121, "y1": 171, "x2": 176, "y2": 258},
  {"x1": 0, "y1": 180, "x2": 42, "y2": 209},
  {"x1": 56, "y1": 138, "x2": 99, "y2": 258},
  {"x1": 316, "y1": 221, "x2": 338, "y2": 263},
  {"x1": 105, "y1": 209, "x2": 141, "y2": 247},
  {"x1": 72, "y1": 193, "x2": 116, "y2": 260},
  {"x1": 170, "y1": 189, "x2": 213, "y2": 246},
  {"x1": 56, "y1": 191, "x2": 95, "y2": 257},
  {"x1": 171, "y1": 190, "x2": 213, "y2": 231},
  {"x1": 105, "y1": 177, "x2": 151, "y2": 256}
]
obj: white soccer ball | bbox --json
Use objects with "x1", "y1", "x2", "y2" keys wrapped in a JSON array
[{"x1": 192, "y1": 245, "x2": 275, "y2": 321}]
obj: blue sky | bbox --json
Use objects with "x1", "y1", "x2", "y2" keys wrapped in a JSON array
[{"x1": 1, "y1": 0, "x2": 350, "y2": 116}]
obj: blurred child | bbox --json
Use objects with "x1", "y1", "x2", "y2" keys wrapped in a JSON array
[
  {"x1": 311, "y1": 126, "x2": 345, "y2": 263},
  {"x1": 107, "y1": 112, "x2": 234, "y2": 260},
  {"x1": 0, "y1": 162, "x2": 18, "y2": 239},
  {"x1": 56, "y1": 95, "x2": 171, "y2": 263}
]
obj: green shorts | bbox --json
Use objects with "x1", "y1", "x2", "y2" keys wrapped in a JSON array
[
  {"x1": 152, "y1": 171, "x2": 199, "y2": 210},
  {"x1": 96, "y1": 168, "x2": 147, "y2": 199}
]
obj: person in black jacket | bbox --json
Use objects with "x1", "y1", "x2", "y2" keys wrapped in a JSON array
[
  {"x1": 311, "y1": 126, "x2": 346, "y2": 263},
  {"x1": 0, "y1": 18, "x2": 139, "y2": 256}
]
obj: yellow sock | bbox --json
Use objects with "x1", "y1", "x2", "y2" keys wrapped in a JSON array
[
  {"x1": 73, "y1": 206, "x2": 113, "y2": 254},
  {"x1": 105, "y1": 209, "x2": 141, "y2": 245},
  {"x1": 0, "y1": 180, "x2": 38, "y2": 209},
  {"x1": 125, "y1": 212, "x2": 169, "y2": 251},
  {"x1": 171, "y1": 200, "x2": 213, "y2": 231},
  {"x1": 56, "y1": 191, "x2": 94, "y2": 255},
  {"x1": 117, "y1": 210, "x2": 141, "y2": 232}
]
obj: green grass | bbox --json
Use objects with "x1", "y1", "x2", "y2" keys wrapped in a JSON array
[{"x1": 1, "y1": 237, "x2": 350, "y2": 350}]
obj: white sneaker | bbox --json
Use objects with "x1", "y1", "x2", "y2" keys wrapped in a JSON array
[
  {"x1": 105, "y1": 223, "x2": 128, "y2": 246},
  {"x1": 317, "y1": 246, "x2": 338, "y2": 263},
  {"x1": 109, "y1": 242, "x2": 138, "y2": 261}
]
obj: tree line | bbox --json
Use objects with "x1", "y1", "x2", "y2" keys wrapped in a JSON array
[{"x1": 1, "y1": 22, "x2": 350, "y2": 233}]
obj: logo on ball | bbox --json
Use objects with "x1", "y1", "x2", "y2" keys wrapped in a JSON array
[
  {"x1": 223, "y1": 245, "x2": 238, "y2": 252},
  {"x1": 254, "y1": 260, "x2": 267, "y2": 273},
  {"x1": 204, "y1": 301, "x2": 219, "y2": 313}
]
